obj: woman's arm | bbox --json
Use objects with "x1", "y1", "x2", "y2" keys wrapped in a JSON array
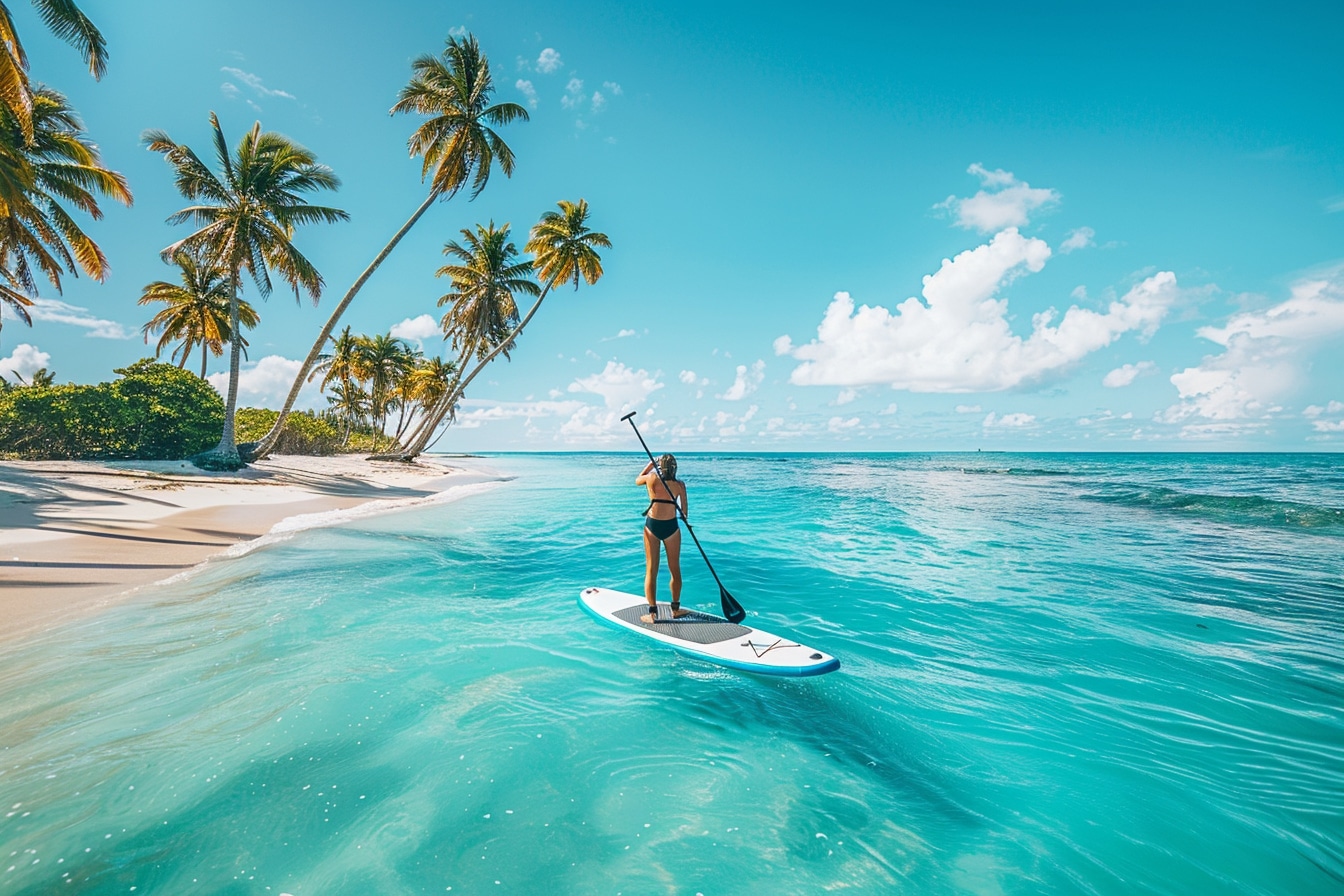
[
  {"x1": 677, "y1": 481, "x2": 689, "y2": 518},
  {"x1": 635, "y1": 460, "x2": 655, "y2": 484}
]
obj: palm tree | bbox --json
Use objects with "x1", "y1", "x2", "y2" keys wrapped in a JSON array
[
  {"x1": 138, "y1": 248, "x2": 257, "y2": 378},
  {"x1": 0, "y1": 1, "x2": 106, "y2": 145},
  {"x1": 353, "y1": 333, "x2": 415, "y2": 449},
  {"x1": 397, "y1": 202, "x2": 608, "y2": 458},
  {"x1": 392, "y1": 221, "x2": 537, "y2": 457},
  {"x1": 398, "y1": 355, "x2": 456, "y2": 440},
  {"x1": 324, "y1": 378, "x2": 370, "y2": 445},
  {"x1": 144, "y1": 112, "x2": 347, "y2": 469},
  {"x1": 247, "y1": 32, "x2": 527, "y2": 462},
  {"x1": 0, "y1": 86, "x2": 130, "y2": 342}
]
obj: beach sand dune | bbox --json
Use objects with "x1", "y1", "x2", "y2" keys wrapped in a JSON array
[{"x1": 0, "y1": 455, "x2": 472, "y2": 641}]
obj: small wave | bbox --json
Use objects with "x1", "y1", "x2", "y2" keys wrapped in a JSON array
[{"x1": 1089, "y1": 485, "x2": 1344, "y2": 530}]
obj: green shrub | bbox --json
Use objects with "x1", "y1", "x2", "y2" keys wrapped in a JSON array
[
  {"x1": 0, "y1": 360, "x2": 223, "y2": 459},
  {"x1": 235, "y1": 407, "x2": 345, "y2": 455}
]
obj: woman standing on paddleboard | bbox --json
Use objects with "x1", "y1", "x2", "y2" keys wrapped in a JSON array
[{"x1": 637, "y1": 454, "x2": 691, "y2": 624}]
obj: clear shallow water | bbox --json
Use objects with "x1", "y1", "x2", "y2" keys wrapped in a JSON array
[{"x1": 2, "y1": 452, "x2": 1342, "y2": 895}]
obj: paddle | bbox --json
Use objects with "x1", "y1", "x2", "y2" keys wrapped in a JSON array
[{"x1": 621, "y1": 411, "x2": 747, "y2": 624}]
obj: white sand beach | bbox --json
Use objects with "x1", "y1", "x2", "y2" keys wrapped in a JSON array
[{"x1": 0, "y1": 455, "x2": 476, "y2": 641}]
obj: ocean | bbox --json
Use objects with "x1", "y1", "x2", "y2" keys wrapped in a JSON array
[{"x1": 2, "y1": 452, "x2": 1341, "y2": 894}]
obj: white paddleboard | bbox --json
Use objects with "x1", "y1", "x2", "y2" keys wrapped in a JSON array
[{"x1": 579, "y1": 587, "x2": 840, "y2": 677}]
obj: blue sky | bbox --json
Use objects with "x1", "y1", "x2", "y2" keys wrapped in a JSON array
[{"x1": 2, "y1": 0, "x2": 1342, "y2": 450}]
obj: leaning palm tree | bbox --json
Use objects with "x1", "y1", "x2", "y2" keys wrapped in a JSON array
[
  {"x1": 0, "y1": 0, "x2": 106, "y2": 145},
  {"x1": 138, "y1": 248, "x2": 257, "y2": 378},
  {"x1": 247, "y1": 32, "x2": 527, "y2": 462},
  {"x1": 324, "y1": 378, "x2": 370, "y2": 445},
  {"x1": 392, "y1": 221, "x2": 537, "y2": 457},
  {"x1": 396, "y1": 202, "x2": 608, "y2": 458},
  {"x1": 144, "y1": 112, "x2": 347, "y2": 469},
  {"x1": 0, "y1": 86, "x2": 130, "y2": 342},
  {"x1": 397, "y1": 354, "x2": 456, "y2": 440}
]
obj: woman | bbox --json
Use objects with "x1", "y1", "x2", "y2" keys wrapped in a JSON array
[{"x1": 637, "y1": 453, "x2": 691, "y2": 624}]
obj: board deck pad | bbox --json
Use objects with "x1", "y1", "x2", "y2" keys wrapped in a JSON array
[
  {"x1": 580, "y1": 587, "x2": 840, "y2": 677},
  {"x1": 611, "y1": 605, "x2": 752, "y2": 644}
]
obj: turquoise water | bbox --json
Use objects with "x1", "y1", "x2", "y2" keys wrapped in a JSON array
[{"x1": 2, "y1": 452, "x2": 1342, "y2": 894}]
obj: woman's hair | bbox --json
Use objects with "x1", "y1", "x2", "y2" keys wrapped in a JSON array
[{"x1": 657, "y1": 453, "x2": 678, "y2": 481}]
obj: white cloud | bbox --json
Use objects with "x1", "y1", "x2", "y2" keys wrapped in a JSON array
[
  {"x1": 220, "y1": 67, "x2": 295, "y2": 100},
  {"x1": 879, "y1": 403, "x2": 898, "y2": 415},
  {"x1": 561, "y1": 77, "x2": 585, "y2": 109},
  {"x1": 720, "y1": 359, "x2": 765, "y2": 400},
  {"x1": 0, "y1": 343, "x2": 50, "y2": 381},
  {"x1": 1303, "y1": 401, "x2": 1344, "y2": 418},
  {"x1": 28, "y1": 298, "x2": 131, "y2": 339},
  {"x1": 783, "y1": 229, "x2": 1178, "y2": 392},
  {"x1": 937, "y1": 164, "x2": 1059, "y2": 232},
  {"x1": 389, "y1": 314, "x2": 439, "y2": 346},
  {"x1": 835, "y1": 388, "x2": 857, "y2": 405},
  {"x1": 1312, "y1": 419, "x2": 1344, "y2": 432},
  {"x1": 220, "y1": 82, "x2": 240, "y2": 100},
  {"x1": 955, "y1": 404, "x2": 982, "y2": 413},
  {"x1": 678, "y1": 369, "x2": 697, "y2": 385},
  {"x1": 603, "y1": 81, "x2": 623, "y2": 95},
  {"x1": 536, "y1": 48, "x2": 563, "y2": 73},
  {"x1": 516, "y1": 79, "x2": 538, "y2": 109},
  {"x1": 207, "y1": 355, "x2": 324, "y2": 410},
  {"x1": 828, "y1": 415, "x2": 861, "y2": 433},
  {"x1": 1162, "y1": 273, "x2": 1344, "y2": 423},
  {"x1": 449, "y1": 25, "x2": 468, "y2": 37},
  {"x1": 600, "y1": 328, "x2": 635, "y2": 342},
  {"x1": 772, "y1": 334, "x2": 793, "y2": 356},
  {"x1": 453, "y1": 398, "x2": 584, "y2": 429},
  {"x1": 1060, "y1": 227, "x2": 1095, "y2": 253},
  {"x1": 984, "y1": 411, "x2": 1036, "y2": 427},
  {"x1": 568, "y1": 361, "x2": 662, "y2": 409},
  {"x1": 1103, "y1": 361, "x2": 1156, "y2": 388}
]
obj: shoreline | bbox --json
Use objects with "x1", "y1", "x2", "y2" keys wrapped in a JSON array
[{"x1": 0, "y1": 454, "x2": 502, "y2": 643}]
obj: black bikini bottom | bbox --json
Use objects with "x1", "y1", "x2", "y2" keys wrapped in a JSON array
[{"x1": 644, "y1": 516, "x2": 679, "y2": 541}]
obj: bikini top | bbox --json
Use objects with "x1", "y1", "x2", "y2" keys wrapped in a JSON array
[{"x1": 643, "y1": 495, "x2": 679, "y2": 517}]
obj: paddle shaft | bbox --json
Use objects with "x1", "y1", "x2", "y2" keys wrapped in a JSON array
[{"x1": 621, "y1": 412, "x2": 744, "y2": 621}]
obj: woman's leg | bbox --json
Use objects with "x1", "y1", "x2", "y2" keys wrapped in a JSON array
[
  {"x1": 642, "y1": 527, "x2": 661, "y2": 624},
  {"x1": 666, "y1": 530, "x2": 688, "y2": 617}
]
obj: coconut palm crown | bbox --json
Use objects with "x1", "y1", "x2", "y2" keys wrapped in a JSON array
[
  {"x1": 0, "y1": 0, "x2": 106, "y2": 144},
  {"x1": 138, "y1": 248, "x2": 258, "y2": 378}
]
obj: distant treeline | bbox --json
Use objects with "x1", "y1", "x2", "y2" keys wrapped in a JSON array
[{"x1": 0, "y1": 361, "x2": 379, "y2": 460}]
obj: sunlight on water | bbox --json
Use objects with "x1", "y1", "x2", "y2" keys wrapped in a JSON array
[{"x1": 2, "y1": 453, "x2": 1341, "y2": 894}]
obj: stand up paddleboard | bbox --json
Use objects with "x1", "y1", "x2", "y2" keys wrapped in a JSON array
[{"x1": 579, "y1": 587, "x2": 840, "y2": 677}]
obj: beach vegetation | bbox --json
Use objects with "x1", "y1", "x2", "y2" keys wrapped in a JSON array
[
  {"x1": 248, "y1": 32, "x2": 527, "y2": 463},
  {"x1": 138, "y1": 247, "x2": 257, "y2": 379},
  {"x1": 233, "y1": 407, "x2": 350, "y2": 456},
  {"x1": 144, "y1": 114, "x2": 347, "y2": 470},
  {"x1": 0, "y1": 86, "x2": 131, "y2": 340},
  {"x1": 0, "y1": 359, "x2": 222, "y2": 459}
]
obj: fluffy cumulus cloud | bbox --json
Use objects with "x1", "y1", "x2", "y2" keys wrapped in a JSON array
[
  {"x1": 0, "y1": 343, "x2": 50, "y2": 381},
  {"x1": 1060, "y1": 227, "x2": 1096, "y2": 253},
  {"x1": 719, "y1": 360, "x2": 765, "y2": 401},
  {"x1": 782, "y1": 228, "x2": 1178, "y2": 392},
  {"x1": 389, "y1": 314, "x2": 439, "y2": 345},
  {"x1": 28, "y1": 298, "x2": 131, "y2": 339},
  {"x1": 1303, "y1": 401, "x2": 1344, "y2": 432},
  {"x1": 937, "y1": 164, "x2": 1059, "y2": 232},
  {"x1": 516, "y1": 79, "x2": 538, "y2": 108},
  {"x1": 207, "y1": 355, "x2": 324, "y2": 410},
  {"x1": 1103, "y1": 361, "x2": 1156, "y2": 388},
  {"x1": 561, "y1": 77, "x2": 585, "y2": 109},
  {"x1": 568, "y1": 361, "x2": 662, "y2": 409},
  {"x1": 536, "y1": 48, "x2": 563, "y2": 73},
  {"x1": 1162, "y1": 273, "x2": 1344, "y2": 428}
]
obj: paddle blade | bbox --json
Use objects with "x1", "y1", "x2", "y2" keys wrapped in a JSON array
[{"x1": 720, "y1": 587, "x2": 746, "y2": 624}]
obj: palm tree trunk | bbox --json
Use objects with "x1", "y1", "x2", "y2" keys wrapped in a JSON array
[
  {"x1": 243, "y1": 192, "x2": 438, "y2": 462},
  {"x1": 194, "y1": 275, "x2": 244, "y2": 470},
  {"x1": 200, "y1": 340, "x2": 208, "y2": 379},
  {"x1": 400, "y1": 285, "x2": 553, "y2": 459}
]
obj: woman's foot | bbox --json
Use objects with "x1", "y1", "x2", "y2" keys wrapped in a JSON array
[
  {"x1": 670, "y1": 601, "x2": 691, "y2": 619},
  {"x1": 641, "y1": 605, "x2": 659, "y2": 625}
]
